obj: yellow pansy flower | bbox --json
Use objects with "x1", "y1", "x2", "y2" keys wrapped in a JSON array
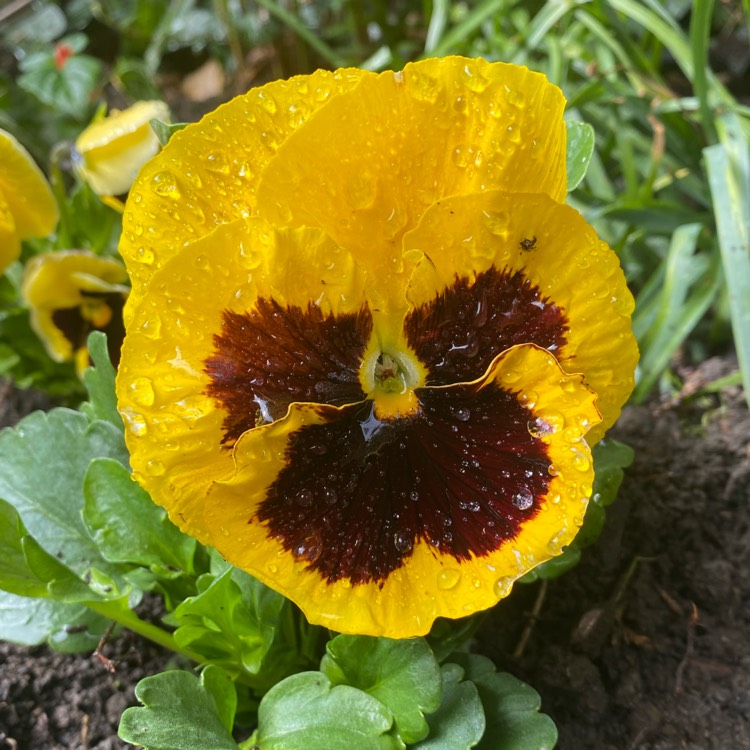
[
  {"x1": 74, "y1": 100, "x2": 170, "y2": 197},
  {"x1": 0, "y1": 129, "x2": 59, "y2": 274},
  {"x1": 116, "y1": 57, "x2": 638, "y2": 638},
  {"x1": 22, "y1": 250, "x2": 129, "y2": 375}
]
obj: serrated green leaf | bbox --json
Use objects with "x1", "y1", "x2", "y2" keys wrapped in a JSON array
[
  {"x1": 413, "y1": 663, "x2": 485, "y2": 749},
  {"x1": 321, "y1": 634, "x2": 441, "y2": 745},
  {"x1": 256, "y1": 671, "x2": 399, "y2": 750},
  {"x1": 119, "y1": 667, "x2": 238, "y2": 750},
  {"x1": 83, "y1": 458, "x2": 195, "y2": 573},
  {"x1": 0, "y1": 409, "x2": 128, "y2": 579},
  {"x1": 81, "y1": 332, "x2": 125, "y2": 428},
  {"x1": 0, "y1": 589, "x2": 110, "y2": 652},
  {"x1": 450, "y1": 654, "x2": 557, "y2": 750},
  {"x1": 566, "y1": 120, "x2": 595, "y2": 191}
]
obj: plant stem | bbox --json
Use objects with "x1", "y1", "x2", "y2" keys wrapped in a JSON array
[{"x1": 85, "y1": 599, "x2": 205, "y2": 664}]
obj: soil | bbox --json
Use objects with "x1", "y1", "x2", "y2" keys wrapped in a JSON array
[{"x1": 1, "y1": 355, "x2": 749, "y2": 749}]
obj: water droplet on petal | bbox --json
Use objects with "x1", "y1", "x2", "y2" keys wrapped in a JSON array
[
  {"x1": 151, "y1": 170, "x2": 180, "y2": 198},
  {"x1": 464, "y1": 64, "x2": 489, "y2": 92},
  {"x1": 571, "y1": 450, "x2": 590, "y2": 472},
  {"x1": 453, "y1": 406, "x2": 471, "y2": 422},
  {"x1": 145, "y1": 459, "x2": 165, "y2": 476},
  {"x1": 122, "y1": 409, "x2": 148, "y2": 436},
  {"x1": 394, "y1": 533, "x2": 413, "y2": 554},
  {"x1": 437, "y1": 568, "x2": 461, "y2": 590},
  {"x1": 494, "y1": 577, "x2": 514, "y2": 598},
  {"x1": 296, "y1": 488, "x2": 314, "y2": 507},
  {"x1": 512, "y1": 490, "x2": 534, "y2": 510},
  {"x1": 129, "y1": 376, "x2": 155, "y2": 407}
]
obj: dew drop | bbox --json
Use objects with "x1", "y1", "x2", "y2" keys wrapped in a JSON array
[
  {"x1": 519, "y1": 389, "x2": 538, "y2": 409},
  {"x1": 548, "y1": 463, "x2": 560, "y2": 477},
  {"x1": 559, "y1": 376, "x2": 577, "y2": 393},
  {"x1": 453, "y1": 406, "x2": 471, "y2": 422},
  {"x1": 438, "y1": 568, "x2": 461, "y2": 590},
  {"x1": 129, "y1": 376, "x2": 155, "y2": 407},
  {"x1": 393, "y1": 533, "x2": 413, "y2": 554},
  {"x1": 512, "y1": 490, "x2": 534, "y2": 510},
  {"x1": 122, "y1": 409, "x2": 148, "y2": 437},
  {"x1": 482, "y1": 211, "x2": 510, "y2": 237},
  {"x1": 140, "y1": 315, "x2": 161, "y2": 340},
  {"x1": 145, "y1": 459, "x2": 165, "y2": 476},
  {"x1": 137, "y1": 246, "x2": 155, "y2": 265},
  {"x1": 296, "y1": 488, "x2": 314, "y2": 507},
  {"x1": 464, "y1": 64, "x2": 489, "y2": 92},
  {"x1": 257, "y1": 91, "x2": 278, "y2": 115},
  {"x1": 151, "y1": 170, "x2": 180, "y2": 198},
  {"x1": 571, "y1": 450, "x2": 591, "y2": 472},
  {"x1": 493, "y1": 577, "x2": 514, "y2": 598}
]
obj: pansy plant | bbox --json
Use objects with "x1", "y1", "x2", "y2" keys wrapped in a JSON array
[{"x1": 117, "y1": 57, "x2": 638, "y2": 638}]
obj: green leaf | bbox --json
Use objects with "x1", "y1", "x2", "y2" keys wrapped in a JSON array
[
  {"x1": 172, "y1": 568, "x2": 291, "y2": 687},
  {"x1": 321, "y1": 635, "x2": 442, "y2": 744},
  {"x1": 0, "y1": 409, "x2": 128, "y2": 579},
  {"x1": 256, "y1": 671, "x2": 400, "y2": 750},
  {"x1": 451, "y1": 654, "x2": 557, "y2": 750},
  {"x1": 119, "y1": 667, "x2": 238, "y2": 750},
  {"x1": 18, "y1": 38, "x2": 101, "y2": 118},
  {"x1": 412, "y1": 663, "x2": 485, "y2": 749},
  {"x1": 0, "y1": 497, "x2": 49, "y2": 597},
  {"x1": 150, "y1": 118, "x2": 189, "y2": 147},
  {"x1": 0, "y1": 589, "x2": 110, "y2": 652},
  {"x1": 81, "y1": 331, "x2": 124, "y2": 428},
  {"x1": 566, "y1": 120, "x2": 595, "y2": 191},
  {"x1": 83, "y1": 458, "x2": 196, "y2": 573}
]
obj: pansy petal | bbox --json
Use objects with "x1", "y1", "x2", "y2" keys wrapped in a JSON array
[
  {"x1": 22, "y1": 250, "x2": 128, "y2": 369},
  {"x1": 74, "y1": 100, "x2": 170, "y2": 196},
  {"x1": 402, "y1": 191, "x2": 638, "y2": 441},
  {"x1": 119, "y1": 68, "x2": 369, "y2": 318},
  {"x1": 0, "y1": 129, "x2": 58, "y2": 245},
  {"x1": 0, "y1": 190, "x2": 20, "y2": 271},
  {"x1": 117, "y1": 217, "x2": 370, "y2": 535},
  {"x1": 256, "y1": 56, "x2": 566, "y2": 297},
  {"x1": 201, "y1": 344, "x2": 599, "y2": 637}
]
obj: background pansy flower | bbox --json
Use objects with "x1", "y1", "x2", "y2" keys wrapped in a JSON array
[
  {"x1": 73, "y1": 100, "x2": 170, "y2": 197},
  {"x1": 22, "y1": 250, "x2": 129, "y2": 375},
  {"x1": 117, "y1": 57, "x2": 638, "y2": 637},
  {"x1": 0, "y1": 128, "x2": 59, "y2": 274}
]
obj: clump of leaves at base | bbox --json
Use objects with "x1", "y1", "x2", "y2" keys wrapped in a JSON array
[{"x1": 119, "y1": 644, "x2": 556, "y2": 750}]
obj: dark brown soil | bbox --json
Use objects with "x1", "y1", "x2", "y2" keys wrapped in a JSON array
[{"x1": 1, "y1": 357, "x2": 749, "y2": 749}]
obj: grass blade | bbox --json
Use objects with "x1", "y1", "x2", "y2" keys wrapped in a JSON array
[
  {"x1": 704, "y1": 114, "x2": 750, "y2": 407},
  {"x1": 633, "y1": 223, "x2": 721, "y2": 401}
]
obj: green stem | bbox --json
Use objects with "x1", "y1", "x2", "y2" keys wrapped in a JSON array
[
  {"x1": 86, "y1": 599, "x2": 205, "y2": 664},
  {"x1": 253, "y1": 0, "x2": 348, "y2": 69}
]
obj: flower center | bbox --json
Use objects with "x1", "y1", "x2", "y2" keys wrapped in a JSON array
[{"x1": 368, "y1": 348, "x2": 422, "y2": 419}]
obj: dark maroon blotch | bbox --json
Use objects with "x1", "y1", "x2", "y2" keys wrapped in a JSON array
[
  {"x1": 257, "y1": 379, "x2": 551, "y2": 585},
  {"x1": 405, "y1": 265, "x2": 568, "y2": 385},
  {"x1": 51, "y1": 291, "x2": 126, "y2": 367},
  {"x1": 205, "y1": 299, "x2": 372, "y2": 445}
]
